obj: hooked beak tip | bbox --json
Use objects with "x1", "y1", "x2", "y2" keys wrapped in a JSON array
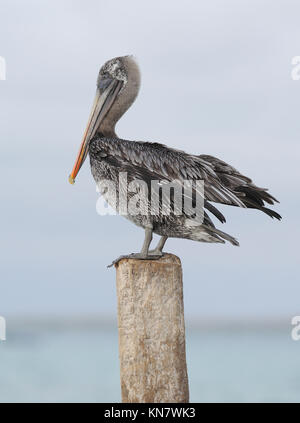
[{"x1": 69, "y1": 175, "x2": 75, "y2": 185}]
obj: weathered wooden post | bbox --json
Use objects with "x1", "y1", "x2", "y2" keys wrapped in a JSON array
[{"x1": 114, "y1": 253, "x2": 189, "y2": 403}]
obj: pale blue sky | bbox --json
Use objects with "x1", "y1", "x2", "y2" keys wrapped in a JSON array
[{"x1": 0, "y1": 0, "x2": 299, "y2": 320}]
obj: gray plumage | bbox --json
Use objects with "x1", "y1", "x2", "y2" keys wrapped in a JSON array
[
  {"x1": 71, "y1": 55, "x2": 281, "y2": 260},
  {"x1": 89, "y1": 136, "x2": 280, "y2": 247}
]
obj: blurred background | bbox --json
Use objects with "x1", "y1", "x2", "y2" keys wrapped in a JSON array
[{"x1": 0, "y1": 0, "x2": 299, "y2": 402}]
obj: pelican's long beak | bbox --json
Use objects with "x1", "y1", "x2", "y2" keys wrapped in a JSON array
[{"x1": 68, "y1": 79, "x2": 122, "y2": 184}]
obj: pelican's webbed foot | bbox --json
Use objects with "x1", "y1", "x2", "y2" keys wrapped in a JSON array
[
  {"x1": 107, "y1": 232, "x2": 168, "y2": 268},
  {"x1": 148, "y1": 249, "x2": 164, "y2": 257},
  {"x1": 107, "y1": 252, "x2": 164, "y2": 268}
]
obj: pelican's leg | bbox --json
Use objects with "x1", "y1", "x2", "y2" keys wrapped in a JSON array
[
  {"x1": 139, "y1": 227, "x2": 153, "y2": 256},
  {"x1": 108, "y1": 227, "x2": 164, "y2": 268},
  {"x1": 148, "y1": 235, "x2": 168, "y2": 256}
]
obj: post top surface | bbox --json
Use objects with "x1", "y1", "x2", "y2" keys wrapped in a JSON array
[{"x1": 115, "y1": 253, "x2": 181, "y2": 268}]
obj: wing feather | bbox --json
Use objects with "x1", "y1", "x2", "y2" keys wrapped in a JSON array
[{"x1": 89, "y1": 138, "x2": 281, "y2": 220}]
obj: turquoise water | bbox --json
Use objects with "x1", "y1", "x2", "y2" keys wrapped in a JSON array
[{"x1": 0, "y1": 321, "x2": 299, "y2": 402}]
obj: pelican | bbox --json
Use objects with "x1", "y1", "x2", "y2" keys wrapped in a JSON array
[{"x1": 69, "y1": 55, "x2": 281, "y2": 264}]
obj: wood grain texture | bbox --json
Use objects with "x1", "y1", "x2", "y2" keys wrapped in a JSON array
[{"x1": 115, "y1": 254, "x2": 189, "y2": 403}]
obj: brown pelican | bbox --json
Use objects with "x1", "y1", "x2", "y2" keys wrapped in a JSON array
[{"x1": 69, "y1": 55, "x2": 281, "y2": 264}]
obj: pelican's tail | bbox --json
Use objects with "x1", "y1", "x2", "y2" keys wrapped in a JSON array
[
  {"x1": 187, "y1": 221, "x2": 240, "y2": 246},
  {"x1": 206, "y1": 226, "x2": 240, "y2": 246}
]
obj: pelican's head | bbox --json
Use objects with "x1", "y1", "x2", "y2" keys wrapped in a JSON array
[{"x1": 69, "y1": 55, "x2": 140, "y2": 184}]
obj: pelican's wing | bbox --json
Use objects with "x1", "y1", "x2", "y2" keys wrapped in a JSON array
[
  {"x1": 90, "y1": 138, "x2": 245, "y2": 207},
  {"x1": 90, "y1": 138, "x2": 281, "y2": 220}
]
